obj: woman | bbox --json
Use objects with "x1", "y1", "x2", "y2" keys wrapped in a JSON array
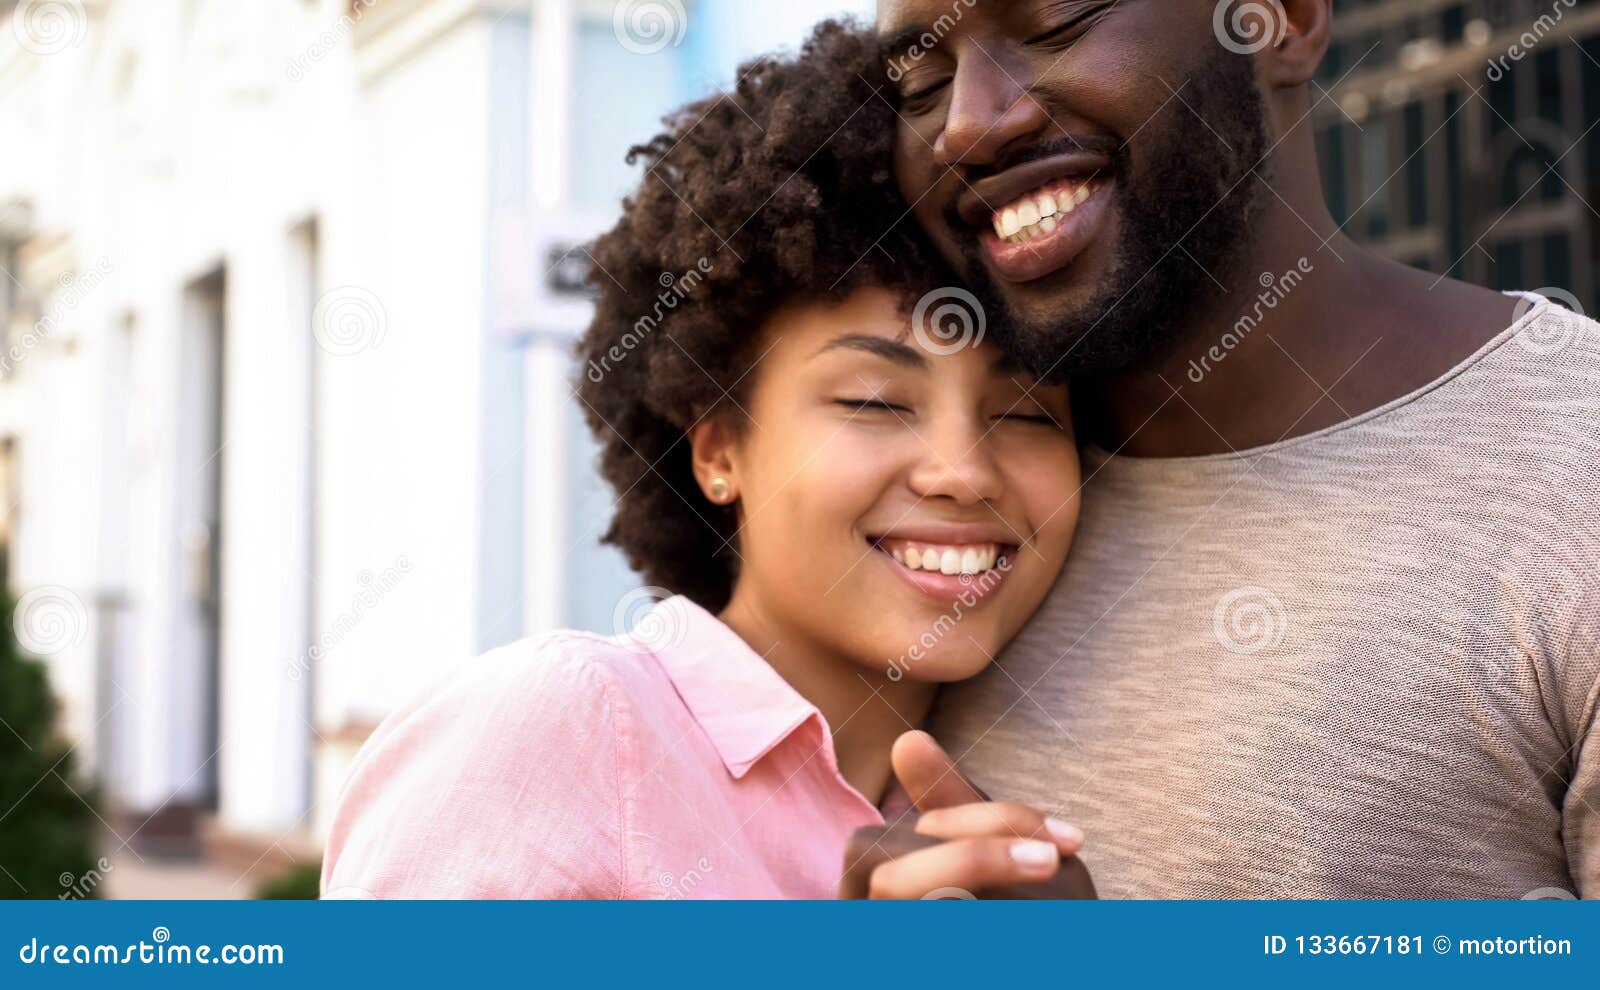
[{"x1": 321, "y1": 21, "x2": 1084, "y2": 899}]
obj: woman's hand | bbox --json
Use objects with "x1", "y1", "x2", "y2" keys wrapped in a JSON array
[{"x1": 847, "y1": 731, "x2": 1086, "y2": 899}]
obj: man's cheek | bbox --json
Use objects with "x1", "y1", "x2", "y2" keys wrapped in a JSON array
[{"x1": 890, "y1": 133, "x2": 924, "y2": 201}]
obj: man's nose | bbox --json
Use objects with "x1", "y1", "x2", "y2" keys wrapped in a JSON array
[{"x1": 934, "y1": 51, "x2": 1050, "y2": 167}]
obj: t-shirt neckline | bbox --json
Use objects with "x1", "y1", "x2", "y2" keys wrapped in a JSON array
[{"x1": 1082, "y1": 291, "x2": 1554, "y2": 471}]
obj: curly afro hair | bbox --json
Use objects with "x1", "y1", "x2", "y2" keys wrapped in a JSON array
[{"x1": 576, "y1": 18, "x2": 942, "y2": 612}]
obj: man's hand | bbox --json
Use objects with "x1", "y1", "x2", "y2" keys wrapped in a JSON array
[{"x1": 838, "y1": 731, "x2": 1090, "y2": 899}]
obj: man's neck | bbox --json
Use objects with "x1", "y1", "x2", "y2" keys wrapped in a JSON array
[{"x1": 1082, "y1": 233, "x2": 1522, "y2": 459}]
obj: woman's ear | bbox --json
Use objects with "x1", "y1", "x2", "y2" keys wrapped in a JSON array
[
  {"x1": 688, "y1": 412, "x2": 742, "y2": 506},
  {"x1": 1254, "y1": 0, "x2": 1332, "y2": 90}
]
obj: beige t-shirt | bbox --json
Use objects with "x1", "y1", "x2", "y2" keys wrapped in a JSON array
[{"x1": 931, "y1": 294, "x2": 1600, "y2": 899}]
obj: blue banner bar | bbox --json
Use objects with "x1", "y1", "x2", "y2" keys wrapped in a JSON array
[{"x1": 2, "y1": 900, "x2": 1594, "y2": 986}]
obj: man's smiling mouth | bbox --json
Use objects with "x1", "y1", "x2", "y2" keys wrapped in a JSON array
[
  {"x1": 990, "y1": 176, "x2": 1100, "y2": 244},
  {"x1": 956, "y1": 147, "x2": 1117, "y2": 284}
]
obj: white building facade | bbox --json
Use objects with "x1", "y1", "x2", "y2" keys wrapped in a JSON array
[{"x1": 0, "y1": 0, "x2": 869, "y2": 872}]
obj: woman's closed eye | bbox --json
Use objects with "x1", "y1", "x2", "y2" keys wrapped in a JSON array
[
  {"x1": 836, "y1": 397, "x2": 912, "y2": 415},
  {"x1": 993, "y1": 409, "x2": 1063, "y2": 427}
]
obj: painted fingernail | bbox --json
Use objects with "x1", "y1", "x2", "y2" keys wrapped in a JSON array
[
  {"x1": 1010, "y1": 839, "x2": 1059, "y2": 868},
  {"x1": 1045, "y1": 818, "x2": 1084, "y2": 848}
]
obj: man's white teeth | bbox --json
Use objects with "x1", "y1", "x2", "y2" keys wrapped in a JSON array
[
  {"x1": 887, "y1": 542, "x2": 1001, "y2": 575},
  {"x1": 994, "y1": 181, "x2": 1094, "y2": 245},
  {"x1": 998, "y1": 207, "x2": 1019, "y2": 238}
]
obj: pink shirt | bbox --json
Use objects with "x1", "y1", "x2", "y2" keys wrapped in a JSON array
[{"x1": 321, "y1": 596, "x2": 889, "y2": 898}]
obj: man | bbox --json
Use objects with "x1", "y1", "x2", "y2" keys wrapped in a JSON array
[{"x1": 870, "y1": 0, "x2": 1600, "y2": 897}]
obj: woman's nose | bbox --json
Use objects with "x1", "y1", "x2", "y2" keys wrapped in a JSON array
[{"x1": 907, "y1": 427, "x2": 1004, "y2": 505}]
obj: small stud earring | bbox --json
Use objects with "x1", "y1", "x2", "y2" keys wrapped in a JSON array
[{"x1": 709, "y1": 477, "x2": 731, "y2": 502}]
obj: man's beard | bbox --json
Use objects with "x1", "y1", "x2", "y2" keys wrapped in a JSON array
[{"x1": 966, "y1": 54, "x2": 1270, "y2": 382}]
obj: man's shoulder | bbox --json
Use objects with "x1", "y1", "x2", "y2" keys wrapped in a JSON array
[
  {"x1": 1504, "y1": 293, "x2": 1600, "y2": 371},
  {"x1": 1449, "y1": 294, "x2": 1600, "y2": 445}
]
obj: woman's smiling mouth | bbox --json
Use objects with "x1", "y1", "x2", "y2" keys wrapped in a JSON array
[{"x1": 867, "y1": 532, "x2": 1018, "y2": 602}]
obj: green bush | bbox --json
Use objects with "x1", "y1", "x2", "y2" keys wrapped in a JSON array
[
  {"x1": 0, "y1": 590, "x2": 101, "y2": 899},
  {"x1": 254, "y1": 862, "x2": 322, "y2": 900}
]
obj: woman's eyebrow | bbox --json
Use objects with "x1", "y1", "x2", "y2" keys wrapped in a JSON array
[{"x1": 813, "y1": 333, "x2": 927, "y2": 368}]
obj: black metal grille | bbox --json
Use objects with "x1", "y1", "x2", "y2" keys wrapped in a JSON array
[{"x1": 1315, "y1": 0, "x2": 1600, "y2": 314}]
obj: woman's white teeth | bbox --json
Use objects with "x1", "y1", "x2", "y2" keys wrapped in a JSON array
[
  {"x1": 886, "y1": 542, "x2": 1001, "y2": 575},
  {"x1": 994, "y1": 181, "x2": 1094, "y2": 244}
]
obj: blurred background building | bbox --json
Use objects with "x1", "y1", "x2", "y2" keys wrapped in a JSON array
[
  {"x1": 0, "y1": 0, "x2": 876, "y2": 896},
  {"x1": 1314, "y1": 0, "x2": 1599, "y2": 311},
  {"x1": 0, "y1": 0, "x2": 1595, "y2": 896}
]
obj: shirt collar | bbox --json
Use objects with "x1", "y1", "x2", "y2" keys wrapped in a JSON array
[{"x1": 639, "y1": 596, "x2": 819, "y2": 779}]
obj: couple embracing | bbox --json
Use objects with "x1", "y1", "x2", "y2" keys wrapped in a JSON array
[{"x1": 323, "y1": 1, "x2": 1600, "y2": 900}]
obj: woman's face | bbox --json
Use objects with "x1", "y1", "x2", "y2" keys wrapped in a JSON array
[{"x1": 709, "y1": 286, "x2": 1081, "y2": 682}]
